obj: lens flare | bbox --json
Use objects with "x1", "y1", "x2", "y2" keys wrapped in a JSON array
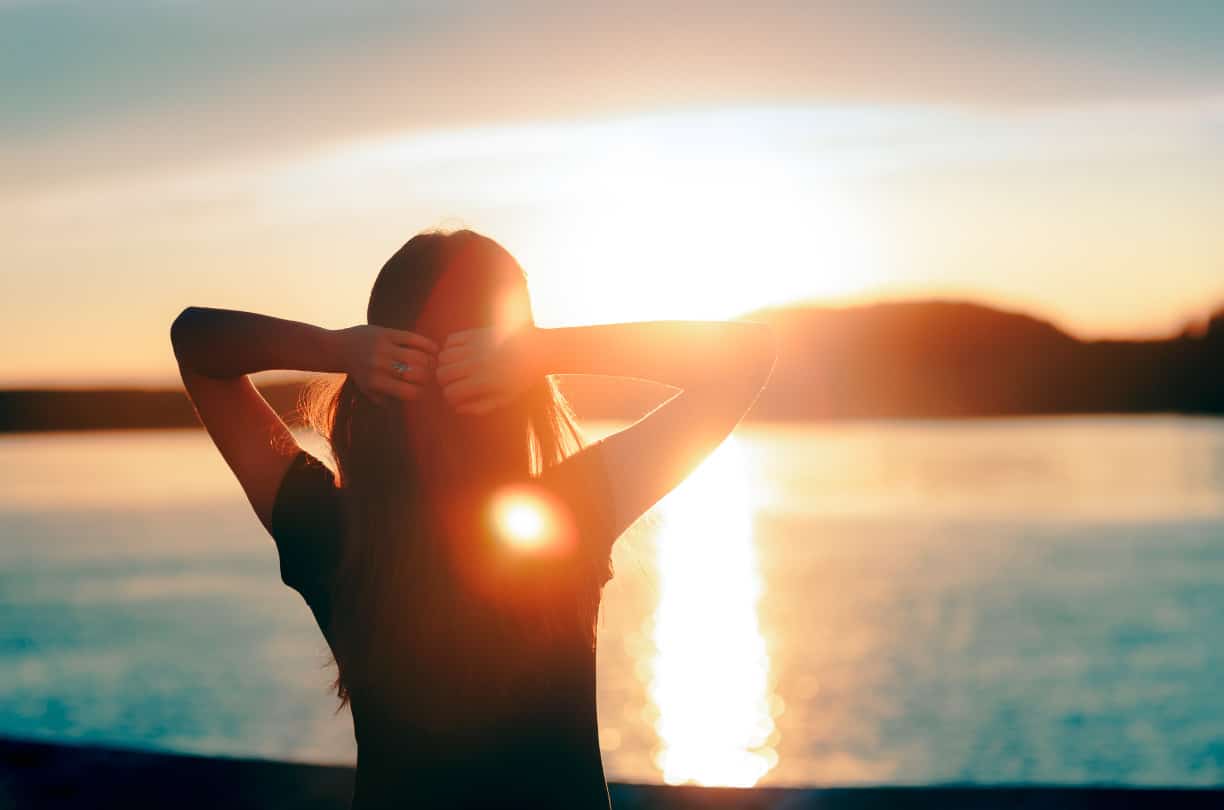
[
  {"x1": 502, "y1": 501, "x2": 545, "y2": 549},
  {"x1": 488, "y1": 485, "x2": 574, "y2": 555}
]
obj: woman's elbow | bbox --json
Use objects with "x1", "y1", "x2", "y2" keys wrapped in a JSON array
[{"x1": 170, "y1": 306, "x2": 204, "y2": 357}]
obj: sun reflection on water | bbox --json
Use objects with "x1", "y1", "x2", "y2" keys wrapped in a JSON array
[{"x1": 647, "y1": 437, "x2": 779, "y2": 786}]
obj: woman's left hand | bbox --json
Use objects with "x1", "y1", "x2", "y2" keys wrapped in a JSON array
[
  {"x1": 339, "y1": 325, "x2": 438, "y2": 405},
  {"x1": 435, "y1": 326, "x2": 539, "y2": 415}
]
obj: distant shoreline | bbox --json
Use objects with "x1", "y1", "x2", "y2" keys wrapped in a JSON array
[
  {"x1": 3, "y1": 299, "x2": 1221, "y2": 433},
  {"x1": 1, "y1": 388, "x2": 1221, "y2": 436}
]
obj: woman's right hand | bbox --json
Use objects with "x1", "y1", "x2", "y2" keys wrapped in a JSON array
[
  {"x1": 339, "y1": 325, "x2": 438, "y2": 405},
  {"x1": 435, "y1": 325, "x2": 540, "y2": 415}
]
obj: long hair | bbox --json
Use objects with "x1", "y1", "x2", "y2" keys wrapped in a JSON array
[{"x1": 303, "y1": 230, "x2": 606, "y2": 724}]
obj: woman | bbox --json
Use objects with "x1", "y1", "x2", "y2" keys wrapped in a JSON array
[{"x1": 171, "y1": 229, "x2": 775, "y2": 809}]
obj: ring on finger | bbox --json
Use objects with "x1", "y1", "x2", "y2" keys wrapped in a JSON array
[{"x1": 391, "y1": 360, "x2": 413, "y2": 379}]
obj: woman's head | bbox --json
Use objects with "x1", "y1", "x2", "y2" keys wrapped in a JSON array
[
  {"x1": 305, "y1": 229, "x2": 596, "y2": 712},
  {"x1": 362, "y1": 231, "x2": 547, "y2": 489},
  {"x1": 367, "y1": 229, "x2": 532, "y2": 347}
]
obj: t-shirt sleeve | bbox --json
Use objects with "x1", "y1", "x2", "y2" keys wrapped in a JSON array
[{"x1": 269, "y1": 449, "x2": 344, "y2": 597}]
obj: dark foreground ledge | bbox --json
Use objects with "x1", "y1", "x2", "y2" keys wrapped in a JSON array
[{"x1": 1, "y1": 736, "x2": 1219, "y2": 810}]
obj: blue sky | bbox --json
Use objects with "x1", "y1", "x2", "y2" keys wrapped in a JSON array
[{"x1": 6, "y1": 1, "x2": 1223, "y2": 178}]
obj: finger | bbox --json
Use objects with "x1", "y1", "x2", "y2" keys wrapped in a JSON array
[
  {"x1": 390, "y1": 348, "x2": 435, "y2": 377},
  {"x1": 442, "y1": 377, "x2": 492, "y2": 407},
  {"x1": 383, "y1": 366, "x2": 429, "y2": 387},
  {"x1": 388, "y1": 329, "x2": 439, "y2": 354},
  {"x1": 435, "y1": 359, "x2": 475, "y2": 386},
  {"x1": 443, "y1": 329, "x2": 481, "y2": 348},
  {"x1": 437, "y1": 345, "x2": 471, "y2": 366},
  {"x1": 457, "y1": 396, "x2": 509, "y2": 416},
  {"x1": 374, "y1": 377, "x2": 423, "y2": 401}
]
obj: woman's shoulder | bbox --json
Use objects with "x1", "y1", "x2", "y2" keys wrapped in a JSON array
[
  {"x1": 269, "y1": 448, "x2": 344, "y2": 592},
  {"x1": 536, "y1": 443, "x2": 617, "y2": 564},
  {"x1": 272, "y1": 449, "x2": 340, "y2": 517}
]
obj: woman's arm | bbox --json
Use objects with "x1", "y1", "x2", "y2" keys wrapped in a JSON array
[
  {"x1": 437, "y1": 320, "x2": 776, "y2": 541},
  {"x1": 436, "y1": 321, "x2": 774, "y2": 409},
  {"x1": 170, "y1": 307, "x2": 348, "y2": 380},
  {"x1": 170, "y1": 307, "x2": 437, "y2": 531},
  {"x1": 532, "y1": 321, "x2": 775, "y2": 391}
]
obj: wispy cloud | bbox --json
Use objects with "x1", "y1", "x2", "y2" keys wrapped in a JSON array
[{"x1": 4, "y1": 1, "x2": 1223, "y2": 187}]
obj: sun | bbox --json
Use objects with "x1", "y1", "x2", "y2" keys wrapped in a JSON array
[{"x1": 521, "y1": 134, "x2": 876, "y2": 326}]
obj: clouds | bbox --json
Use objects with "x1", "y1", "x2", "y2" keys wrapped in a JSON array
[{"x1": 4, "y1": 1, "x2": 1223, "y2": 185}]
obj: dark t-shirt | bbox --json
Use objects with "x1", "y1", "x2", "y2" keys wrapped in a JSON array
[{"x1": 268, "y1": 447, "x2": 617, "y2": 810}]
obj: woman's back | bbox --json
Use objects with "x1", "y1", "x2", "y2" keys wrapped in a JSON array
[
  {"x1": 269, "y1": 444, "x2": 619, "y2": 809},
  {"x1": 346, "y1": 628, "x2": 607, "y2": 809}
]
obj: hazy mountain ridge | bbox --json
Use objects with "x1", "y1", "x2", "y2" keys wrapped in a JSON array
[
  {"x1": 2, "y1": 300, "x2": 1222, "y2": 432},
  {"x1": 561, "y1": 299, "x2": 1224, "y2": 420}
]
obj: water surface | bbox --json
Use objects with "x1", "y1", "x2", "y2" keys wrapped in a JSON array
[{"x1": 2, "y1": 417, "x2": 1223, "y2": 786}]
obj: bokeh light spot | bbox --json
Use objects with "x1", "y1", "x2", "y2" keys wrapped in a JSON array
[{"x1": 488, "y1": 485, "x2": 574, "y2": 556}]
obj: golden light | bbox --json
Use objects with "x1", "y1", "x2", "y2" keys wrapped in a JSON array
[
  {"x1": 488, "y1": 485, "x2": 574, "y2": 555},
  {"x1": 519, "y1": 128, "x2": 877, "y2": 326},
  {"x1": 503, "y1": 502, "x2": 545, "y2": 548},
  {"x1": 646, "y1": 436, "x2": 780, "y2": 787},
  {"x1": 250, "y1": 113, "x2": 878, "y2": 334}
]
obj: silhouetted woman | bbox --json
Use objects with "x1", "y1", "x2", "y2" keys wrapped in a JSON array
[{"x1": 170, "y1": 229, "x2": 775, "y2": 809}]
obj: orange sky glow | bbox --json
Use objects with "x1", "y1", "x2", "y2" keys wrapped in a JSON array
[{"x1": 3, "y1": 3, "x2": 1222, "y2": 386}]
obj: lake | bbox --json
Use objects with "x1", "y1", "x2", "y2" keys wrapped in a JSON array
[{"x1": 2, "y1": 417, "x2": 1223, "y2": 787}]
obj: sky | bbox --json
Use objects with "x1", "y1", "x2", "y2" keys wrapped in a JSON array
[{"x1": 2, "y1": 1, "x2": 1223, "y2": 386}]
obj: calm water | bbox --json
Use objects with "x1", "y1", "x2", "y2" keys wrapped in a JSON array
[{"x1": 2, "y1": 417, "x2": 1224, "y2": 787}]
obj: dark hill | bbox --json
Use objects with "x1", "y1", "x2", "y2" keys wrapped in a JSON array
[{"x1": 743, "y1": 300, "x2": 1084, "y2": 419}]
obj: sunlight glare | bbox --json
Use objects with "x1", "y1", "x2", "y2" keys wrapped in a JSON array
[
  {"x1": 511, "y1": 119, "x2": 876, "y2": 326},
  {"x1": 489, "y1": 486, "x2": 571, "y2": 554},
  {"x1": 647, "y1": 437, "x2": 779, "y2": 787},
  {"x1": 504, "y1": 503, "x2": 544, "y2": 546}
]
